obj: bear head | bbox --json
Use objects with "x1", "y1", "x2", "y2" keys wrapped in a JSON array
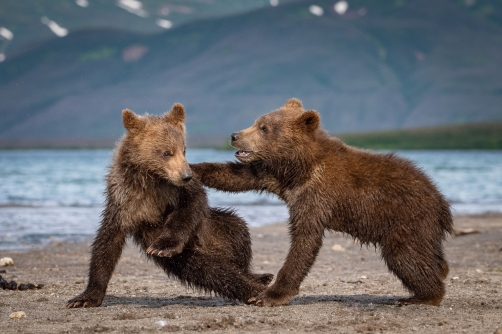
[
  {"x1": 121, "y1": 103, "x2": 192, "y2": 186},
  {"x1": 230, "y1": 98, "x2": 320, "y2": 163}
]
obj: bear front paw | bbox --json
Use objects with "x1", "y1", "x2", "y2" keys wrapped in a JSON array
[{"x1": 66, "y1": 291, "x2": 105, "y2": 308}]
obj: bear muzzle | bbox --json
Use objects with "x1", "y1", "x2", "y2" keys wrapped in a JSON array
[{"x1": 181, "y1": 171, "x2": 192, "y2": 182}]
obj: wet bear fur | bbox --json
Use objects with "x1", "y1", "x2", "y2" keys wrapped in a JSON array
[
  {"x1": 190, "y1": 98, "x2": 453, "y2": 307},
  {"x1": 66, "y1": 104, "x2": 273, "y2": 308}
]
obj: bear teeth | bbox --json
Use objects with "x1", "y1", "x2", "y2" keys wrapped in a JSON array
[{"x1": 236, "y1": 150, "x2": 252, "y2": 157}]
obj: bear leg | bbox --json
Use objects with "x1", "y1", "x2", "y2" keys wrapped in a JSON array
[
  {"x1": 155, "y1": 254, "x2": 270, "y2": 303},
  {"x1": 67, "y1": 218, "x2": 127, "y2": 308},
  {"x1": 382, "y1": 239, "x2": 448, "y2": 306}
]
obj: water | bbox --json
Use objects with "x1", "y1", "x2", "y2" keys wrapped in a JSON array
[{"x1": 1, "y1": 149, "x2": 501, "y2": 249}]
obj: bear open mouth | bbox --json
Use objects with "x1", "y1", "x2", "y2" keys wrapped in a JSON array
[{"x1": 235, "y1": 150, "x2": 253, "y2": 158}]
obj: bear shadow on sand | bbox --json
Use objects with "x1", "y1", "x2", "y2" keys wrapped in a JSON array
[
  {"x1": 99, "y1": 293, "x2": 399, "y2": 308},
  {"x1": 100, "y1": 295, "x2": 241, "y2": 308},
  {"x1": 290, "y1": 294, "x2": 400, "y2": 307}
]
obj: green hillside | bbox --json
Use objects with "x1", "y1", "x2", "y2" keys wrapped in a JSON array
[{"x1": 338, "y1": 122, "x2": 502, "y2": 150}]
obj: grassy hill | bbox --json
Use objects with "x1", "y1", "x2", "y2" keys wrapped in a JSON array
[
  {"x1": 1, "y1": 0, "x2": 502, "y2": 145},
  {"x1": 338, "y1": 122, "x2": 502, "y2": 150},
  {"x1": 2, "y1": 122, "x2": 500, "y2": 150},
  {"x1": 214, "y1": 122, "x2": 502, "y2": 151}
]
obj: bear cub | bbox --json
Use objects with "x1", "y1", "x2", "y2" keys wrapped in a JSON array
[
  {"x1": 191, "y1": 98, "x2": 453, "y2": 307},
  {"x1": 66, "y1": 104, "x2": 273, "y2": 308}
]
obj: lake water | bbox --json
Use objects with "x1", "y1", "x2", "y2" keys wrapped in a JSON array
[{"x1": 1, "y1": 149, "x2": 501, "y2": 249}]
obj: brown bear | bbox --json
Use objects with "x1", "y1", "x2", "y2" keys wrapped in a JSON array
[
  {"x1": 190, "y1": 98, "x2": 454, "y2": 307},
  {"x1": 66, "y1": 104, "x2": 273, "y2": 308}
]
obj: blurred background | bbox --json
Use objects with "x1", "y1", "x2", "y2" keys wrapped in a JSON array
[
  {"x1": 1, "y1": 0, "x2": 501, "y2": 148},
  {"x1": 1, "y1": 0, "x2": 501, "y2": 249}
]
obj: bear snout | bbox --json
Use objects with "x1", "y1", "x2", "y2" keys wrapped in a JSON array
[{"x1": 181, "y1": 171, "x2": 192, "y2": 182}]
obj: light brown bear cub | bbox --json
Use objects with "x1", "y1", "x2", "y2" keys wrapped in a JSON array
[
  {"x1": 66, "y1": 104, "x2": 273, "y2": 308},
  {"x1": 191, "y1": 98, "x2": 453, "y2": 307}
]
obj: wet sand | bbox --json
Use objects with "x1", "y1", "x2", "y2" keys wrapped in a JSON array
[{"x1": 1, "y1": 213, "x2": 501, "y2": 333}]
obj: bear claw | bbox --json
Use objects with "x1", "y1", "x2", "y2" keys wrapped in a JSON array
[
  {"x1": 146, "y1": 245, "x2": 181, "y2": 258},
  {"x1": 396, "y1": 296, "x2": 443, "y2": 306},
  {"x1": 66, "y1": 292, "x2": 104, "y2": 308}
]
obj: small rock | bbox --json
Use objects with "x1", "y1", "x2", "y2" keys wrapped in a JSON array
[
  {"x1": 10, "y1": 311, "x2": 26, "y2": 319},
  {"x1": 452, "y1": 276, "x2": 459, "y2": 280},
  {"x1": 155, "y1": 320, "x2": 167, "y2": 327},
  {"x1": 360, "y1": 275, "x2": 368, "y2": 279},
  {"x1": 16, "y1": 283, "x2": 38, "y2": 291},
  {"x1": 476, "y1": 269, "x2": 483, "y2": 273},
  {"x1": 0, "y1": 257, "x2": 14, "y2": 267},
  {"x1": 256, "y1": 234, "x2": 264, "y2": 238},
  {"x1": 85, "y1": 325, "x2": 108, "y2": 332},
  {"x1": 0, "y1": 275, "x2": 8, "y2": 289},
  {"x1": 8, "y1": 280, "x2": 17, "y2": 290},
  {"x1": 331, "y1": 244, "x2": 345, "y2": 252},
  {"x1": 453, "y1": 227, "x2": 481, "y2": 236},
  {"x1": 411, "y1": 326, "x2": 418, "y2": 331},
  {"x1": 165, "y1": 313, "x2": 176, "y2": 319}
]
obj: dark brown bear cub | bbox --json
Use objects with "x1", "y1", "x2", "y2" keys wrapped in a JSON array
[
  {"x1": 191, "y1": 98, "x2": 453, "y2": 307},
  {"x1": 66, "y1": 104, "x2": 273, "y2": 308}
]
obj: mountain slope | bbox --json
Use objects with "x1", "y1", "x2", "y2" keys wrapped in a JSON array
[
  {"x1": 0, "y1": 0, "x2": 291, "y2": 57},
  {"x1": 1, "y1": 0, "x2": 502, "y2": 146}
]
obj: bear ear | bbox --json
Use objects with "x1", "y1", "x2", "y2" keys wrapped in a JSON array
[
  {"x1": 283, "y1": 98, "x2": 303, "y2": 109},
  {"x1": 122, "y1": 109, "x2": 145, "y2": 133},
  {"x1": 296, "y1": 110, "x2": 320, "y2": 132},
  {"x1": 164, "y1": 103, "x2": 185, "y2": 126}
]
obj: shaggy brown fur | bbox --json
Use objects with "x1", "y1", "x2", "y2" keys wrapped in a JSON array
[
  {"x1": 66, "y1": 104, "x2": 273, "y2": 308},
  {"x1": 190, "y1": 98, "x2": 453, "y2": 307}
]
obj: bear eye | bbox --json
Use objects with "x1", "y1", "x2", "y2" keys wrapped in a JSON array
[
  {"x1": 261, "y1": 126, "x2": 268, "y2": 133},
  {"x1": 163, "y1": 151, "x2": 172, "y2": 158}
]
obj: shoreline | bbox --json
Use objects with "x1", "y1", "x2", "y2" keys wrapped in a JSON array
[
  {"x1": 1, "y1": 210, "x2": 501, "y2": 252},
  {"x1": 1, "y1": 213, "x2": 501, "y2": 333}
]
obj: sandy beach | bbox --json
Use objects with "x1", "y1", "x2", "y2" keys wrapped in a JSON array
[{"x1": 1, "y1": 213, "x2": 501, "y2": 333}]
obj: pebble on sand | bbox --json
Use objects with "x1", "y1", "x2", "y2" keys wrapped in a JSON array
[
  {"x1": 0, "y1": 257, "x2": 14, "y2": 266},
  {"x1": 331, "y1": 244, "x2": 346, "y2": 252},
  {"x1": 10, "y1": 311, "x2": 26, "y2": 319},
  {"x1": 155, "y1": 320, "x2": 167, "y2": 327},
  {"x1": 453, "y1": 227, "x2": 481, "y2": 236}
]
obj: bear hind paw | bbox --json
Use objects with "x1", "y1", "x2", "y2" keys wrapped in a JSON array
[
  {"x1": 250, "y1": 273, "x2": 274, "y2": 286},
  {"x1": 396, "y1": 296, "x2": 443, "y2": 306},
  {"x1": 145, "y1": 244, "x2": 183, "y2": 258}
]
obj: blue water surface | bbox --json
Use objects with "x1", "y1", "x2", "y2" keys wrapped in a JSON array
[{"x1": 1, "y1": 149, "x2": 501, "y2": 249}]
